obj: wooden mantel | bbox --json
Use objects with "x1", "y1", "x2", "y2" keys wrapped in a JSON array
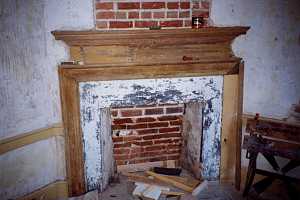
[{"x1": 52, "y1": 27, "x2": 249, "y2": 196}]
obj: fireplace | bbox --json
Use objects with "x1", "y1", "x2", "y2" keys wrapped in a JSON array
[
  {"x1": 52, "y1": 27, "x2": 249, "y2": 196},
  {"x1": 79, "y1": 75, "x2": 223, "y2": 191}
]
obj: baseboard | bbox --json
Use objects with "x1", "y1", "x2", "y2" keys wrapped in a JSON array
[
  {"x1": 17, "y1": 181, "x2": 68, "y2": 200},
  {"x1": 0, "y1": 123, "x2": 64, "y2": 155}
]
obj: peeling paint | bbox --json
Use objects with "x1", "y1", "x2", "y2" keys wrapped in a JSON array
[{"x1": 79, "y1": 76, "x2": 223, "y2": 188}]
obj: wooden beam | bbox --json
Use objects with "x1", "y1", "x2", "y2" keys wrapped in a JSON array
[{"x1": 0, "y1": 124, "x2": 63, "y2": 155}]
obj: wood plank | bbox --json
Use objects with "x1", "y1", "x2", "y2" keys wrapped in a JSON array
[
  {"x1": 181, "y1": 102, "x2": 203, "y2": 179},
  {"x1": 235, "y1": 61, "x2": 244, "y2": 190},
  {"x1": 146, "y1": 171, "x2": 194, "y2": 192},
  {"x1": 221, "y1": 75, "x2": 239, "y2": 183},
  {"x1": 0, "y1": 123, "x2": 63, "y2": 155}
]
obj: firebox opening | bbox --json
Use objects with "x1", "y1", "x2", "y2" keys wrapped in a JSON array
[{"x1": 111, "y1": 102, "x2": 204, "y2": 179}]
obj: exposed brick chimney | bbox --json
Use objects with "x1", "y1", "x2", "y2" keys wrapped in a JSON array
[{"x1": 95, "y1": 0, "x2": 211, "y2": 29}]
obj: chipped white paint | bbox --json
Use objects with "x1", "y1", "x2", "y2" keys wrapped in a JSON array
[{"x1": 79, "y1": 76, "x2": 223, "y2": 186}]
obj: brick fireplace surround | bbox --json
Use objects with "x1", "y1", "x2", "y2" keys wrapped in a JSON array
[{"x1": 52, "y1": 26, "x2": 249, "y2": 196}]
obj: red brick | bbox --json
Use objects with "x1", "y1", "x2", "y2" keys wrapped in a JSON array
[
  {"x1": 159, "y1": 127, "x2": 180, "y2": 133},
  {"x1": 135, "y1": 21, "x2": 158, "y2": 28},
  {"x1": 141, "y1": 12, "x2": 152, "y2": 18},
  {"x1": 192, "y1": 10, "x2": 209, "y2": 18},
  {"x1": 201, "y1": 1, "x2": 210, "y2": 9},
  {"x1": 158, "y1": 115, "x2": 179, "y2": 121},
  {"x1": 124, "y1": 136, "x2": 141, "y2": 142},
  {"x1": 179, "y1": 11, "x2": 190, "y2": 18},
  {"x1": 128, "y1": 11, "x2": 139, "y2": 19},
  {"x1": 96, "y1": 11, "x2": 115, "y2": 19},
  {"x1": 160, "y1": 20, "x2": 183, "y2": 27},
  {"x1": 118, "y1": 2, "x2": 140, "y2": 10},
  {"x1": 140, "y1": 141, "x2": 153, "y2": 146},
  {"x1": 115, "y1": 12, "x2": 127, "y2": 19},
  {"x1": 153, "y1": 12, "x2": 165, "y2": 19},
  {"x1": 113, "y1": 118, "x2": 133, "y2": 124},
  {"x1": 95, "y1": 2, "x2": 113, "y2": 10},
  {"x1": 166, "y1": 106, "x2": 184, "y2": 114},
  {"x1": 136, "y1": 117, "x2": 156, "y2": 123},
  {"x1": 137, "y1": 128, "x2": 158, "y2": 135},
  {"x1": 131, "y1": 147, "x2": 144, "y2": 153},
  {"x1": 145, "y1": 145, "x2": 165, "y2": 151},
  {"x1": 167, "y1": 11, "x2": 178, "y2": 18},
  {"x1": 167, "y1": 144, "x2": 181, "y2": 149},
  {"x1": 148, "y1": 122, "x2": 169, "y2": 128},
  {"x1": 180, "y1": 2, "x2": 190, "y2": 9},
  {"x1": 127, "y1": 123, "x2": 148, "y2": 129},
  {"x1": 110, "y1": 21, "x2": 133, "y2": 28},
  {"x1": 154, "y1": 139, "x2": 172, "y2": 144},
  {"x1": 96, "y1": 21, "x2": 108, "y2": 29},
  {"x1": 112, "y1": 136, "x2": 124, "y2": 142},
  {"x1": 167, "y1": 2, "x2": 179, "y2": 9},
  {"x1": 154, "y1": 132, "x2": 181, "y2": 139},
  {"x1": 134, "y1": 158, "x2": 150, "y2": 164},
  {"x1": 113, "y1": 148, "x2": 130, "y2": 154},
  {"x1": 142, "y1": 135, "x2": 155, "y2": 140},
  {"x1": 170, "y1": 120, "x2": 182, "y2": 126},
  {"x1": 145, "y1": 108, "x2": 164, "y2": 115},
  {"x1": 114, "y1": 142, "x2": 131, "y2": 148},
  {"x1": 142, "y1": 2, "x2": 165, "y2": 9},
  {"x1": 112, "y1": 124, "x2": 126, "y2": 130},
  {"x1": 121, "y1": 109, "x2": 142, "y2": 117}
]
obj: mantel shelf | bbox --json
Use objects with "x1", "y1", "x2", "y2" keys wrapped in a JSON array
[{"x1": 52, "y1": 26, "x2": 249, "y2": 46}]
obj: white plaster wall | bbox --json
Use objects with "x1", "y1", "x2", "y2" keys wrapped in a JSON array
[
  {"x1": 0, "y1": 0, "x2": 94, "y2": 199},
  {"x1": 211, "y1": 0, "x2": 300, "y2": 119},
  {"x1": 0, "y1": 136, "x2": 66, "y2": 199},
  {"x1": 0, "y1": 0, "x2": 94, "y2": 139}
]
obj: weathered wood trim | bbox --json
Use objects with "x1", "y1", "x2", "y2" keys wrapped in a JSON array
[
  {"x1": 17, "y1": 181, "x2": 68, "y2": 200},
  {"x1": 235, "y1": 61, "x2": 245, "y2": 190},
  {"x1": 0, "y1": 124, "x2": 63, "y2": 155},
  {"x1": 59, "y1": 68, "x2": 85, "y2": 196},
  {"x1": 61, "y1": 61, "x2": 240, "y2": 81},
  {"x1": 221, "y1": 75, "x2": 238, "y2": 183},
  {"x1": 52, "y1": 27, "x2": 250, "y2": 46}
]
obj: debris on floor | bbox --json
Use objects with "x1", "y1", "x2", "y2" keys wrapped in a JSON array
[{"x1": 122, "y1": 168, "x2": 204, "y2": 200}]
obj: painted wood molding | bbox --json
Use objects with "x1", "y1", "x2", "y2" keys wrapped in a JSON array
[
  {"x1": 0, "y1": 123, "x2": 64, "y2": 155},
  {"x1": 17, "y1": 181, "x2": 68, "y2": 200}
]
